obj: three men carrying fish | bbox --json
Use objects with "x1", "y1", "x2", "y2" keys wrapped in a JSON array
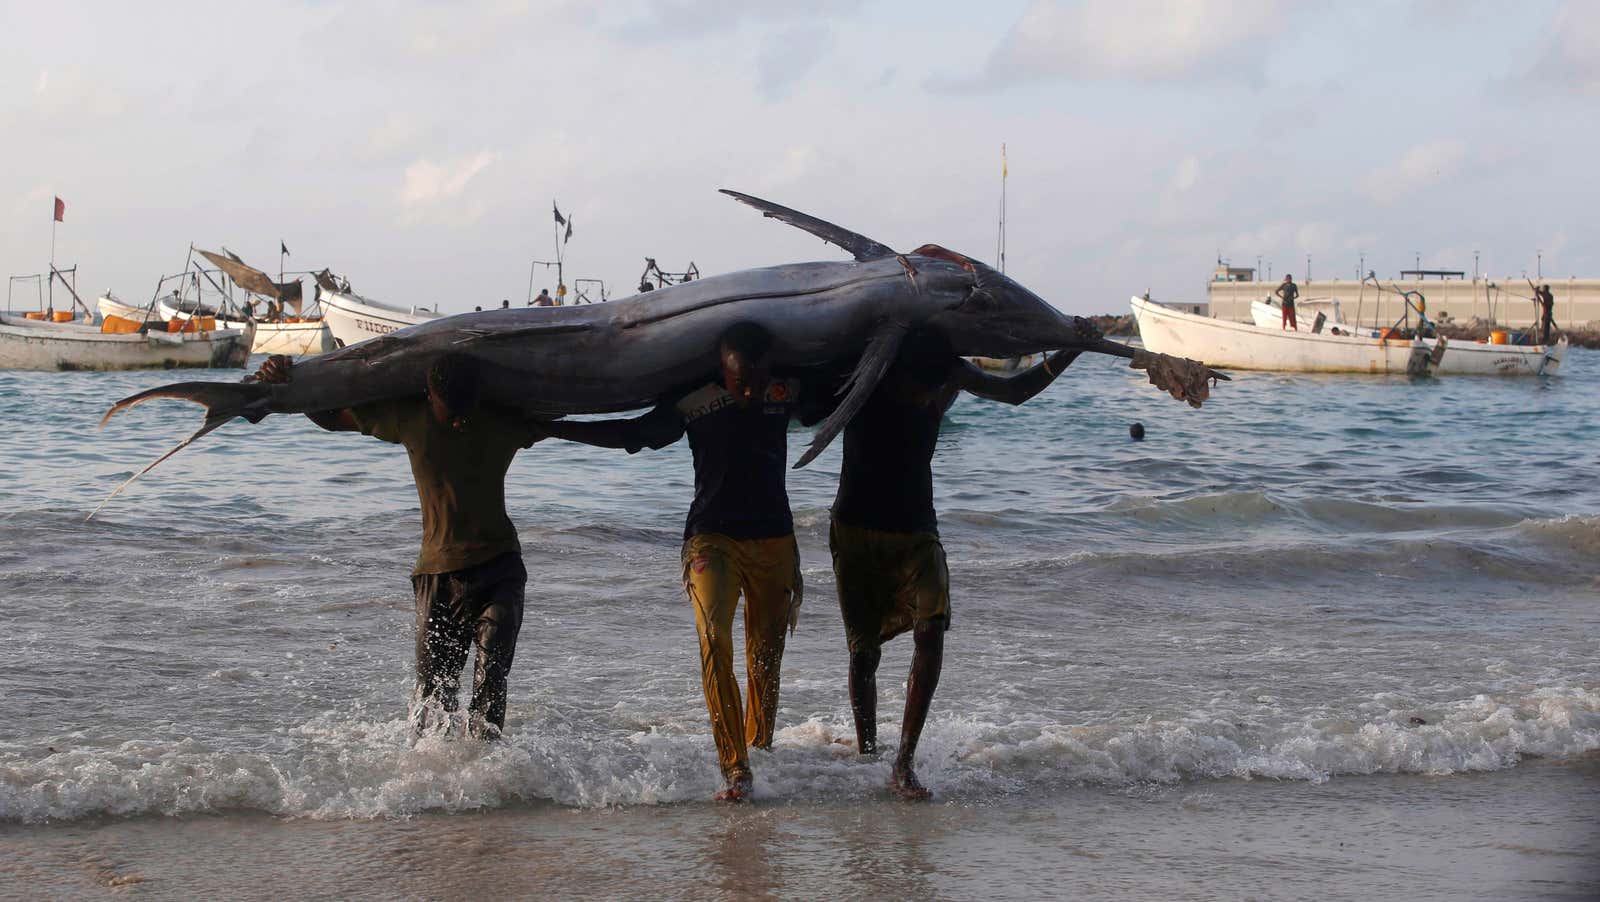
[
  {"x1": 528, "y1": 324, "x2": 1078, "y2": 800},
  {"x1": 255, "y1": 321, "x2": 1078, "y2": 801}
]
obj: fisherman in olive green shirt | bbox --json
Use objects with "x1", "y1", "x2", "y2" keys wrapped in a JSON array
[{"x1": 254, "y1": 352, "x2": 540, "y2": 738}]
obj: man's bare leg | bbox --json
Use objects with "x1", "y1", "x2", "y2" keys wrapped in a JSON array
[
  {"x1": 848, "y1": 646, "x2": 882, "y2": 755},
  {"x1": 891, "y1": 619, "x2": 944, "y2": 800},
  {"x1": 714, "y1": 767, "x2": 753, "y2": 803}
]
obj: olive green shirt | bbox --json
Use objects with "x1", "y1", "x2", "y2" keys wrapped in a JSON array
[{"x1": 353, "y1": 399, "x2": 538, "y2": 576}]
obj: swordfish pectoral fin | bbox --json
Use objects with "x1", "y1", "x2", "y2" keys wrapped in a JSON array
[
  {"x1": 88, "y1": 381, "x2": 273, "y2": 521},
  {"x1": 720, "y1": 189, "x2": 898, "y2": 262},
  {"x1": 792, "y1": 321, "x2": 909, "y2": 469}
]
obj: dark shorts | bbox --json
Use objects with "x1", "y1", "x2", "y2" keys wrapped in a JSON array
[
  {"x1": 410, "y1": 551, "x2": 526, "y2": 730},
  {"x1": 829, "y1": 519, "x2": 950, "y2": 654}
]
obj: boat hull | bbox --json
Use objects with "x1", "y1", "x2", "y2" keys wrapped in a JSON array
[
  {"x1": 97, "y1": 295, "x2": 157, "y2": 324},
  {"x1": 157, "y1": 301, "x2": 335, "y2": 357},
  {"x1": 1248, "y1": 299, "x2": 1565, "y2": 375},
  {"x1": 1432, "y1": 337, "x2": 1565, "y2": 376},
  {"x1": 0, "y1": 314, "x2": 252, "y2": 371},
  {"x1": 1132, "y1": 295, "x2": 1434, "y2": 375},
  {"x1": 250, "y1": 321, "x2": 336, "y2": 356},
  {"x1": 317, "y1": 287, "x2": 442, "y2": 349}
]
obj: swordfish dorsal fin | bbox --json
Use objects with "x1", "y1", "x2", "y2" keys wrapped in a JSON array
[
  {"x1": 720, "y1": 189, "x2": 898, "y2": 262},
  {"x1": 793, "y1": 321, "x2": 909, "y2": 469}
]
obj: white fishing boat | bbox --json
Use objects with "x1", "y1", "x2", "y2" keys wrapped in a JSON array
[
  {"x1": 1132, "y1": 294, "x2": 1443, "y2": 376},
  {"x1": 157, "y1": 297, "x2": 332, "y2": 357},
  {"x1": 154, "y1": 248, "x2": 334, "y2": 357},
  {"x1": 315, "y1": 270, "x2": 442, "y2": 348},
  {"x1": 96, "y1": 292, "x2": 153, "y2": 324},
  {"x1": 0, "y1": 310, "x2": 252, "y2": 371},
  {"x1": 2, "y1": 265, "x2": 252, "y2": 371},
  {"x1": 1248, "y1": 299, "x2": 1566, "y2": 376}
]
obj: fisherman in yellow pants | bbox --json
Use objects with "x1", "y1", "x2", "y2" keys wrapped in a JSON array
[
  {"x1": 681, "y1": 532, "x2": 801, "y2": 779},
  {"x1": 532, "y1": 322, "x2": 832, "y2": 801}
]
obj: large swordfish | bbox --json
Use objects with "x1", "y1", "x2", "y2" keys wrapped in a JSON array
[{"x1": 96, "y1": 190, "x2": 1222, "y2": 513}]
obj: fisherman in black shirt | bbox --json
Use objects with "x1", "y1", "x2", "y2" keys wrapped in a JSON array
[
  {"x1": 530, "y1": 322, "x2": 832, "y2": 802},
  {"x1": 831, "y1": 328, "x2": 1079, "y2": 799},
  {"x1": 1536, "y1": 284, "x2": 1556, "y2": 345}
]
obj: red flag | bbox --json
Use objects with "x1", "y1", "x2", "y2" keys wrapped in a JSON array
[{"x1": 53, "y1": 197, "x2": 65, "y2": 222}]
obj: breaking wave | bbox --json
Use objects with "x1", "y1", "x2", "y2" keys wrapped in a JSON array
[{"x1": 3, "y1": 685, "x2": 1594, "y2": 823}]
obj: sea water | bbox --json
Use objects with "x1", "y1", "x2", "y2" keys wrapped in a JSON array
[{"x1": 0, "y1": 350, "x2": 1596, "y2": 898}]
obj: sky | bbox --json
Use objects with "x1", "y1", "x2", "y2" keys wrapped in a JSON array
[{"x1": 3, "y1": 0, "x2": 1596, "y2": 316}]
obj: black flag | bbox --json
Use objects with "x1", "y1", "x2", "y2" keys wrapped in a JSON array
[
  {"x1": 280, "y1": 240, "x2": 290, "y2": 256},
  {"x1": 564, "y1": 216, "x2": 572, "y2": 244},
  {"x1": 553, "y1": 202, "x2": 566, "y2": 227}
]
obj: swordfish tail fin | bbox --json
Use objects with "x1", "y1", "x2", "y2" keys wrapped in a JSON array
[{"x1": 88, "y1": 381, "x2": 273, "y2": 521}]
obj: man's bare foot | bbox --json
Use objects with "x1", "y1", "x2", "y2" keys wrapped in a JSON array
[
  {"x1": 890, "y1": 767, "x2": 932, "y2": 801},
  {"x1": 714, "y1": 771, "x2": 753, "y2": 803}
]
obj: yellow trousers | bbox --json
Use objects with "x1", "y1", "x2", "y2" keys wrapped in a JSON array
[{"x1": 681, "y1": 533, "x2": 801, "y2": 778}]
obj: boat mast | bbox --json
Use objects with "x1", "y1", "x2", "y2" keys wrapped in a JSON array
[{"x1": 997, "y1": 144, "x2": 1008, "y2": 274}]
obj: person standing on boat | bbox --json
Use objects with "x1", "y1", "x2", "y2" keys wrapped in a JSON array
[
  {"x1": 830, "y1": 326, "x2": 1079, "y2": 799},
  {"x1": 1536, "y1": 284, "x2": 1556, "y2": 345},
  {"x1": 532, "y1": 289, "x2": 554, "y2": 307},
  {"x1": 1275, "y1": 275, "x2": 1299, "y2": 331},
  {"x1": 252, "y1": 353, "x2": 541, "y2": 740},
  {"x1": 528, "y1": 323, "x2": 835, "y2": 803}
]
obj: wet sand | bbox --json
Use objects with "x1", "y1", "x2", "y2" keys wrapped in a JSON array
[{"x1": 4, "y1": 754, "x2": 1595, "y2": 901}]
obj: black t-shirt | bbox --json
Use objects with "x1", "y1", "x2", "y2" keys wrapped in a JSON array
[
  {"x1": 832, "y1": 387, "x2": 943, "y2": 534},
  {"x1": 1277, "y1": 282, "x2": 1299, "y2": 307},
  {"x1": 640, "y1": 378, "x2": 811, "y2": 540}
]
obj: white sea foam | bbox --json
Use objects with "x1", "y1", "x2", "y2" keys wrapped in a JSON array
[{"x1": 2, "y1": 684, "x2": 1593, "y2": 823}]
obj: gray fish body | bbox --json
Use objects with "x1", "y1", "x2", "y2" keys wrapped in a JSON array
[
  {"x1": 267, "y1": 255, "x2": 1072, "y2": 418},
  {"x1": 95, "y1": 190, "x2": 1209, "y2": 517}
]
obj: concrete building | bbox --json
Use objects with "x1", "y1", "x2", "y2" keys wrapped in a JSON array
[{"x1": 1202, "y1": 265, "x2": 1600, "y2": 328}]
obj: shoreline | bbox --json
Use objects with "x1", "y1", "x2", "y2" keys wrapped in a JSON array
[{"x1": 3, "y1": 755, "x2": 1595, "y2": 899}]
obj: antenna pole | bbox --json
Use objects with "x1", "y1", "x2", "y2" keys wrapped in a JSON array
[{"x1": 998, "y1": 143, "x2": 1008, "y2": 274}]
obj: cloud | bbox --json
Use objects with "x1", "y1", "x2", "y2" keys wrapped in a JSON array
[
  {"x1": 756, "y1": 24, "x2": 833, "y2": 99},
  {"x1": 1362, "y1": 139, "x2": 1468, "y2": 204},
  {"x1": 1171, "y1": 155, "x2": 1200, "y2": 192},
  {"x1": 398, "y1": 152, "x2": 500, "y2": 225},
  {"x1": 607, "y1": 0, "x2": 855, "y2": 41},
  {"x1": 969, "y1": 0, "x2": 1287, "y2": 87},
  {"x1": 1523, "y1": 1, "x2": 1600, "y2": 95},
  {"x1": 29, "y1": 66, "x2": 127, "y2": 119},
  {"x1": 366, "y1": 113, "x2": 427, "y2": 161}
]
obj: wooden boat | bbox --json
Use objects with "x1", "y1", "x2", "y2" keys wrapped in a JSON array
[
  {"x1": 1248, "y1": 299, "x2": 1565, "y2": 376},
  {"x1": 153, "y1": 248, "x2": 334, "y2": 357},
  {"x1": 2, "y1": 264, "x2": 251, "y2": 371},
  {"x1": 1132, "y1": 295, "x2": 1442, "y2": 376},
  {"x1": 96, "y1": 293, "x2": 155, "y2": 324},
  {"x1": 314, "y1": 270, "x2": 442, "y2": 348},
  {"x1": 157, "y1": 297, "x2": 333, "y2": 357},
  {"x1": 0, "y1": 311, "x2": 252, "y2": 371}
]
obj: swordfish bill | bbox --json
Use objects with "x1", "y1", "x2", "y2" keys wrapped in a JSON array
[{"x1": 93, "y1": 189, "x2": 1224, "y2": 516}]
